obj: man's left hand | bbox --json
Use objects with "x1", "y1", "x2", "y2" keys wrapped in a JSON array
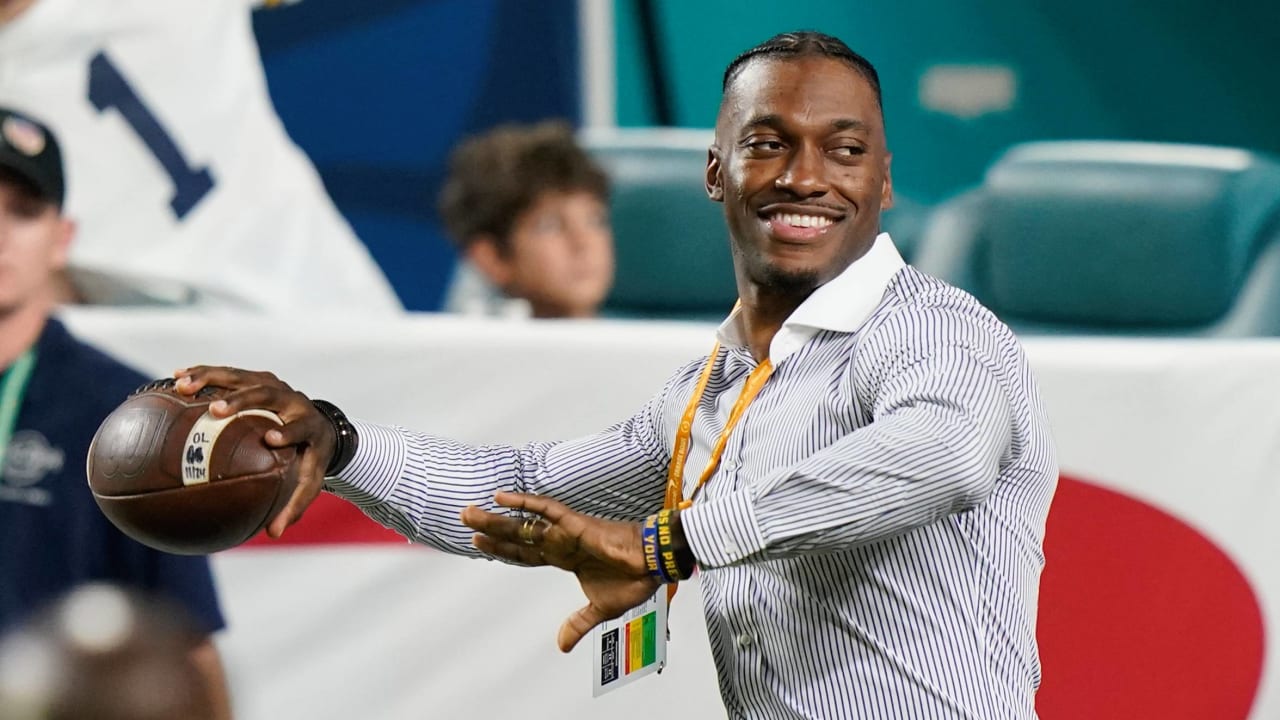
[{"x1": 460, "y1": 492, "x2": 660, "y2": 653}]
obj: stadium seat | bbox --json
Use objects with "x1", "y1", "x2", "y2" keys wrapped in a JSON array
[
  {"x1": 881, "y1": 192, "x2": 930, "y2": 264},
  {"x1": 580, "y1": 128, "x2": 737, "y2": 321},
  {"x1": 912, "y1": 141, "x2": 1280, "y2": 335}
]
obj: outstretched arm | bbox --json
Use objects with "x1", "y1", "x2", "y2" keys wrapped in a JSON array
[{"x1": 174, "y1": 362, "x2": 693, "y2": 552}]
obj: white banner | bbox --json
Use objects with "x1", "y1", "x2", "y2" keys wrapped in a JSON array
[
  {"x1": 0, "y1": 0, "x2": 400, "y2": 313},
  {"x1": 60, "y1": 309, "x2": 1280, "y2": 720}
]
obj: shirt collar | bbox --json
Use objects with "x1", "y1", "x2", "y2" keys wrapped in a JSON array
[{"x1": 715, "y1": 232, "x2": 906, "y2": 364}]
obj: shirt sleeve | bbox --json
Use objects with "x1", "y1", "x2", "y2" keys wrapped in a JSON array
[
  {"x1": 324, "y1": 361, "x2": 702, "y2": 557},
  {"x1": 681, "y1": 315, "x2": 1017, "y2": 568}
]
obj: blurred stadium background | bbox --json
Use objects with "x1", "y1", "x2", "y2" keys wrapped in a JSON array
[
  {"x1": 253, "y1": 0, "x2": 1280, "y2": 322},
  {"x1": 8, "y1": 0, "x2": 1280, "y2": 718}
]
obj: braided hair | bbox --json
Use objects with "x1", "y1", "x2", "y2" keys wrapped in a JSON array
[{"x1": 721, "y1": 31, "x2": 883, "y2": 113}]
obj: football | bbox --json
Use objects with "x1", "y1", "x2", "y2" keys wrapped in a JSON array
[{"x1": 86, "y1": 379, "x2": 298, "y2": 555}]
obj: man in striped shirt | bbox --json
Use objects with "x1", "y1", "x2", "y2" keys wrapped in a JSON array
[{"x1": 180, "y1": 30, "x2": 1057, "y2": 720}]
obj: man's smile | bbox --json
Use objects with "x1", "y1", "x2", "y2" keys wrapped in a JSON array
[{"x1": 757, "y1": 203, "x2": 846, "y2": 242}]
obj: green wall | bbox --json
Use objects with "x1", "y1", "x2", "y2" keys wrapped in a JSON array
[{"x1": 615, "y1": 0, "x2": 1280, "y2": 204}]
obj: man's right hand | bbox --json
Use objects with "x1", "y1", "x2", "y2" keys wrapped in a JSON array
[{"x1": 174, "y1": 366, "x2": 336, "y2": 538}]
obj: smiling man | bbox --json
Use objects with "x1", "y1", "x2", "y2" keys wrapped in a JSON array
[
  {"x1": 177, "y1": 31, "x2": 1058, "y2": 719},
  {"x1": 714, "y1": 49, "x2": 890, "y2": 303}
]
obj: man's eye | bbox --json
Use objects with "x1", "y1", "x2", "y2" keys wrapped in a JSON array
[
  {"x1": 833, "y1": 145, "x2": 867, "y2": 156},
  {"x1": 748, "y1": 140, "x2": 784, "y2": 152}
]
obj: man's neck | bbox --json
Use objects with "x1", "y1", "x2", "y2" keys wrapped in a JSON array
[
  {"x1": 736, "y1": 285, "x2": 813, "y2": 364},
  {"x1": 0, "y1": 303, "x2": 50, "y2": 371}
]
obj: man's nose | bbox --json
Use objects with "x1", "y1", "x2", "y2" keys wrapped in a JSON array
[{"x1": 774, "y1": 144, "x2": 830, "y2": 197}]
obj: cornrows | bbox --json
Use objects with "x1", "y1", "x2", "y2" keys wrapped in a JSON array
[{"x1": 721, "y1": 30, "x2": 884, "y2": 113}]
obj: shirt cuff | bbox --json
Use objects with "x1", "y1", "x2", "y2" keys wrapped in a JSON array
[
  {"x1": 679, "y1": 488, "x2": 766, "y2": 568},
  {"x1": 323, "y1": 420, "x2": 406, "y2": 508}
]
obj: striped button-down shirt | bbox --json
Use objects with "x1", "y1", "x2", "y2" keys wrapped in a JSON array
[{"x1": 330, "y1": 234, "x2": 1058, "y2": 719}]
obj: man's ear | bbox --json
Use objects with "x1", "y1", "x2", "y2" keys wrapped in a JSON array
[
  {"x1": 47, "y1": 217, "x2": 79, "y2": 305},
  {"x1": 705, "y1": 148, "x2": 724, "y2": 202},
  {"x1": 880, "y1": 152, "x2": 895, "y2": 211},
  {"x1": 465, "y1": 235, "x2": 513, "y2": 287},
  {"x1": 51, "y1": 217, "x2": 75, "y2": 269}
]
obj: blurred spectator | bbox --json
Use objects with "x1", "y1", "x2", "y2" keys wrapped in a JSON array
[
  {"x1": 439, "y1": 121, "x2": 614, "y2": 318},
  {"x1": 0, "y1": 583, "x2": 217, "y2": 720},
  {"x1": 0, "y1": 106, "x2": 229, "y2": 718},
  {"x1": 0, "y1": 0, "x2": 401, "y2": 312}
]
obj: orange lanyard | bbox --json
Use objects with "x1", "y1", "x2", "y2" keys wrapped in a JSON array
[{"x1": 663, "y1": 342, "x2": 774, "y2": 511}]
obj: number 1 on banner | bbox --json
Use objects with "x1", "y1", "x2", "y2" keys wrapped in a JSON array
[{"x1": 87, "y1": 51, "x2": 214, "y2": 219}]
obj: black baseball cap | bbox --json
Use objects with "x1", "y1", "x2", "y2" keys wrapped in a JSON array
[{"x1": 0, "y1": 107, "x2": 64, "y2": 207}]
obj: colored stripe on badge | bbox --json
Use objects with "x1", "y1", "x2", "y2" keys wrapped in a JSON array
[{"x1": 625, "y1": 612, "x2": 656, "y2": 674}]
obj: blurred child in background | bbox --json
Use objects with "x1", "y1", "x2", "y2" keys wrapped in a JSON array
[{"x1": 439, "y1": 121, "x2": 614, "y2": 319}]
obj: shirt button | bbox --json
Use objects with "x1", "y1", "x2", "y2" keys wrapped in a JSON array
[
  {"x1": 737, "y1": 632, "x2": 753, "y2": 648},
  {"x1": 723, "y1": 460, "x2": 737, "y2": 472},
  {"x1": 723, "y1": 541, "x2": 739, "y2": 558}
]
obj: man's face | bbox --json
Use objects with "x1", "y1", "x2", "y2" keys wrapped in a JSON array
[
  {"x1": 708, "y1": 55, "x2": 893, "y2": 294},
  {"x1": 474, "y1": 189, "x2": 614, "y2": 318},
  {"x1": 0, "y1": 173, "x2": 71, "y2": 316}
]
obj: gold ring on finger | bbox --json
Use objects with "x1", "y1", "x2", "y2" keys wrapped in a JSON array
[{"x1": 519, "y1": 517, "x2": 540, "y2": 545}]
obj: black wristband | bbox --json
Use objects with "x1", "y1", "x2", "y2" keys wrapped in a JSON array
[
  {"x1": 657, "y1": 509, "x2": 697, "y2": 581},
  {"x1": 312, "y1": 399, "x2": 357, "y2": 477},
  {"x1": 669, "y1": 511, "x2": 697, "y2": 580}
]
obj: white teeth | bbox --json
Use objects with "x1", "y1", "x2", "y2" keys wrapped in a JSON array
[{"x1": 775, "y1": 213, "x2": 833, "y2": 229}]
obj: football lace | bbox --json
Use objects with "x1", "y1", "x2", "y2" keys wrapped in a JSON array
[{"x1": 131, "y1": 378, "x2": 219, "y2": 399}]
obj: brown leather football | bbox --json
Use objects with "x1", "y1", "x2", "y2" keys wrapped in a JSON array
[{"x1": 86, "y1": 379, "x2": 298, "y2": 555}]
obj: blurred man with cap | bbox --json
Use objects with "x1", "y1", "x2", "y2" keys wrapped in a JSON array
[{"x1": 0, "y1": 106, "x2": 231, "y2": 719}]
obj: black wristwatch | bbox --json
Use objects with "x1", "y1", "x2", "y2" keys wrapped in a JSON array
[{"x1": 311, "y1": 399, "x2": 358, "y2": 477}]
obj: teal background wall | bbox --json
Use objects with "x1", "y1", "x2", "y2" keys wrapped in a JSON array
[{"x1": 614, "y1": 0, "x2": 1280, "y2": 205}]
